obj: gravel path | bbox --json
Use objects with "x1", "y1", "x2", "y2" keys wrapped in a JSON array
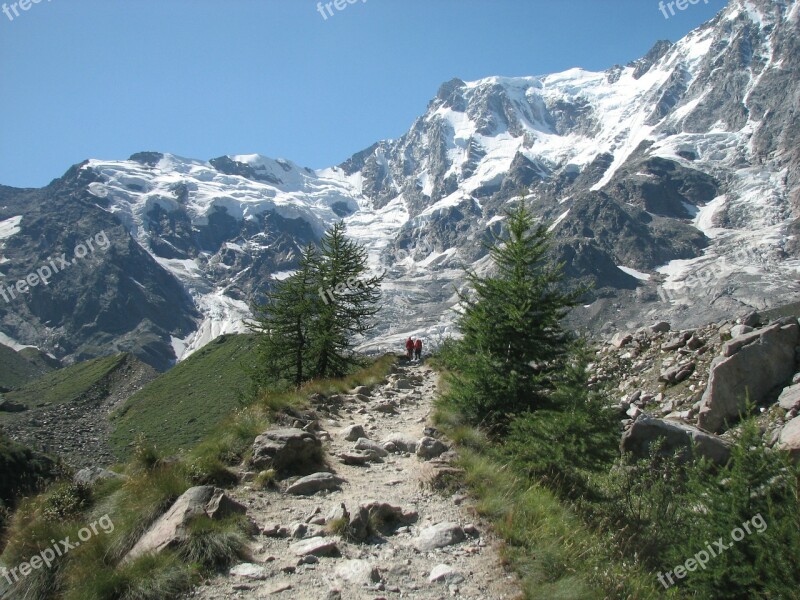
[{"x1": 185, "y1": 363, "x2": 520, "y2": 600}]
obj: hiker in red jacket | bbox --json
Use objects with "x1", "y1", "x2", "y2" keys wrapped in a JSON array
[
  {"x1": 414, "y1": 338, "x2": 423, "y2": 360},
  {"x1": 405, "y1": 337, "x2": 414, "y2": 359}
]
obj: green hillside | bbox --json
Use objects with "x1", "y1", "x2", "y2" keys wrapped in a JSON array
[
  {"x1": 0, "y1": 343, "x2": 56, "y2": 392},
  {"x1": 109, "y1": 334, "x2": 258, "y2": 458},
  {"x1": 2, "y1": 353, "x2": 127, "y2": 411}
]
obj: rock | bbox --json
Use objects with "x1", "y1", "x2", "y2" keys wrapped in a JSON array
[
  {"x1": 290, "y1": 536, "x2": 339, "y2": 557},
  {"x1": 339, "y1": 450, "x2": 375, "y2": 465},
  {"x1": 382, "y1": 433, "x2": 419, "y2": 453},
  {"x1": 394, "y1": 378, "x2": 413, "y2": 390},
  {"x1": 354, "y1": 438, "x2": 389, "y2": 457},
  {"x1": 416, "y1": 437, "x2": 448, "y2": 460},
  {"x1": 414, "y1": 522, "x2": 466, "y2": 552},
  {"x1": 124, "y1": 486, "x2": 246, "y2": 562},
  {"x1": 778, "y1": 383, "x2": 800, "y2": 411},
  {"x1": 251, "y1": 428, "x2": 322, "y2": 473},
  {"x1": 662, "y1": 332, "x2": 691, "y2": 351},
  {"x1": 778, "y1": 417, "x2": 800, "y2": 461},
  {"x1": 335, "y1": 559, "x2": 381, "y2": 585},
  {"x1": 326, "y1": 503, "x2": 349, "y2": 524},
  {"x1": 229, "y1": 563, "x2": 270, "y2": 580},
  {"x1": 659, "y1": 361, "x2": 695, "y2": 385},
  {"x1": 289, "y1": 522, "x2": 308, "y2": 538},
  {"x1": 262, "y1": 524, "x2": 288, "y2": 538},
  {"x1": 373, "y1": 401, "x2": 399, "y2": 414},
  {"x1": 686, "y1": 335, "x2": 705, "y2": 350},
  {"x1": 73, "y1": 466, "x2": 124, "y2": 486},
  {"x1": 428, "y1": 564, "x2": 465, "y2": 584},
  {"x1": 343, "y1": 424, "x2": 366, "y2": 441},
  {"x1": 286, "y1": 472, "x2": 342, "y2": 496},
  {"x1": 730, "y1": 324, "x2": 754, "y2": 337},
  {"x1": 741, "y1": 311, "x2": 761, "y2": 328},
  {"x1": 650, "y1": 321, "x2": 671, "y2": 334},
  {"x1": 350, "y1": 385, "x2": 372, "y2": 396},
  {"x1": 611, "y1": 332, "x2": 633, "y2": 348},
  {"x1": 698, "y1": 321, "x2": 800, "y2": 432},
  {"x1": 0, "y1": 399, "x2": 27, "y2": 412},
  {"x1": 621, "y1": 416, "x2": 731, "y2": 465}
]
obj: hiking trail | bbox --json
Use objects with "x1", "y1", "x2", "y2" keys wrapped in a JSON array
[{"x1": 184, "y1": 362, "x2": 520, "y2": 599}]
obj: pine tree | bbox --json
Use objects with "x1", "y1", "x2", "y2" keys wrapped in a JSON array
[
  {"x1": 447, "y1": 200, "x2": 581, "y2": 423},
  {"x1": 249, "y1": 244, "x2": 321, "y2": 389},
  {"x1": 312, "y1": 222, "x2": 383, "y2": 379}
]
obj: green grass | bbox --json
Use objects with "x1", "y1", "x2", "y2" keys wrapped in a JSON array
[
  {"x1": 0, "y1": 343, "x2": 56, "y2": 392},
  {"x1": 109, "y1": 334, "x2": 258, "y2": 459},
  {"x1": 433, "y1": 397, "x2": 664, "y2": 600},
  {"x1": 0, "y1": 354, "x2": 127, "y2": 425}
]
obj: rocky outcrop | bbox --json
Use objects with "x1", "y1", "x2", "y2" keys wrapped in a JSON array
[
  {"x1": 125, "y1": 486, "x2": 246, "y2": 562},
  {"x1": 698, "y1": 320, "x2": 800, "y2": 432},
  {"x1": 250, "y1": 428, "x2": 322, "y2": 474},
  {"x1": 621, "y1": 416, "x2": 731, "y2": 465}
]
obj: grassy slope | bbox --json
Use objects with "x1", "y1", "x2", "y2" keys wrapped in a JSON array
[
  {"x1": 0, "y1": 343, "x2": 55, "y2": 391},
  {"x1": 3, "y1": 354, "x2": 126, "y2": 409},
  {"x1": 109, "y1": 334, "x2": 258, "y2": 459}
]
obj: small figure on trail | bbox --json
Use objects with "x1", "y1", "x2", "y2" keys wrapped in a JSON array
[
  {"x1": 405, "y1": 337, "x2": 414, "y2": 359},
  {"x1": 414, "y1": 338, "x2": 423, "y2": 360}
]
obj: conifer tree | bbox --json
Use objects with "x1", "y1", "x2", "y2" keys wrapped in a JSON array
[
  {"x1": 447, "y1": 200, "x2": 580, "y2": 423},
  {"x1": 312, "y1": 222, "x2": 383, "y2": 378},
  {"x1": 249, "y1": 244, "x2": 321, "y2": 389}
]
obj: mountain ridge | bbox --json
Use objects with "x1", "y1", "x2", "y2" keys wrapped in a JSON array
[{"x1": 0, "y1": 0, "x2": 798, "y2": 366}]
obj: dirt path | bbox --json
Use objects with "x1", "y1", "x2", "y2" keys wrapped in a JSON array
[{"x1": 184, "y1": 363, "x2": 520, "y2": 599}]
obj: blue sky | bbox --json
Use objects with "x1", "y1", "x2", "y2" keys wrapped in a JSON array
[{"x1": 0, "y1": 0, "x2": 726, "y2": 188}]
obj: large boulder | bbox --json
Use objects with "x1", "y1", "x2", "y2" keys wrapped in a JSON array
[
  {"x1": 697, "y1": 321, "x2": 800, "y2": 432},
  {"x1": 778, "y1": 383, "x2": 800, "y2": 411},
  {"x1": 124, "y1": 486, "x2": 246, "y2": 562},
  {"x1": 250, "y1": 428, "x2": 322, "y2": 473},
  {"x1": 621, "y1": 416, "x2": 731, "y2": 465},
  {"x1": 778, "y1": 416, "x2": 800, "y2": 461}
]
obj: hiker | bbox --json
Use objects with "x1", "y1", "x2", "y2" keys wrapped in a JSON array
[
  {"x1": 414, "y1": 338, "x2": 423, "y2": 360},
  {"x1": 405, "y1": 337, "x2": 414, "y2": 359}
]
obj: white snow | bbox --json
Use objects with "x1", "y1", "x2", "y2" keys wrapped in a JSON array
[
  {"x1": 0, "y1": 330, "x2": 34, "y2": 351},
  {"x1": 617, "y1": 266, "x2": 651, "y2": 281},
  {"x1": 0, "y1": 215, "x2": 22, "y2": 240},
  {"x1": 548, "y1": 209, "x2": 570, "y2": 232}
]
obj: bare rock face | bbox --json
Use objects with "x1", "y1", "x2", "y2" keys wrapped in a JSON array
[
  {"x1": 124, "y1": 486, "x2": 246, "y2": 563},
  {"x1": 698, "y1": 320, "x2": 800, "y2": 433},
  {"x1": 621, "y1": 416, "x2": 731, "y2": 465},
  {"x1": 250, "y1": 428, "x2": 322, "y2": 473}
]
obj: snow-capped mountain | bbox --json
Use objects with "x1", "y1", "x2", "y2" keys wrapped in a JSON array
[{"x1": 0, "y1": 0, "x2": 797, "y2": 368}]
